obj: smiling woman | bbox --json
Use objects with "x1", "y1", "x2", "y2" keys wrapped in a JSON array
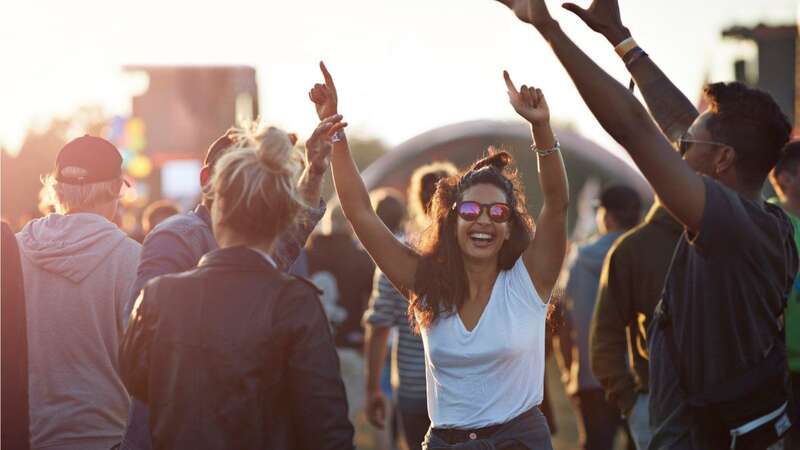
[
  {"x1": 319, "y1": 60, "x2": 568, "y2": 448},
  {"x1": 412, "y1": 150, "x2": 534, "y2": 329}
]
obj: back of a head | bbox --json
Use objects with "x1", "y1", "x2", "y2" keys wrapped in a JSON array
[
  {"x1": 774, "y1": 141, "x2": 800, "y2": 175},
  {"x1": 770, "y1": 140, "x2": 800, "y2": 199},
  {"x1": 370, "y1": 188, "x2": 406, "y2": 234},
  {"x1": 42, "y1": 136, "x2": 125, "y2": 215},
  {"x1": 210, "y1": 124, "x2": 303, "y2": 244},
  {"x1": 599, "y1": 185, "x2": 642, "y2": 230},
  {"x1": 408, "y1": 161, "x2": 458, "y2": 225},
  {"x1": 142, "y1": 199, "x2": 181, "y2": 234},
  {"x1": 703, "y1": 82, "x2": 792, "y2": 189}
]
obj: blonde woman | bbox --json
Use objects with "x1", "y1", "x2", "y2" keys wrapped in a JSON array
[{"x1": 120, "y1": 122, "x2": 354, "y2": 450}]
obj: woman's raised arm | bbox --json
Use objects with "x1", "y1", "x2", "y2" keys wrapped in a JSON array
[
  {"x1": 309, "y1": 62, "x2": 419, "y2": 296},
  {"x1": 503, "y1": 71, "x2": 569, "y2": 301}
]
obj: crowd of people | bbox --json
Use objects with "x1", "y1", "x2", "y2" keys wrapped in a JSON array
[{"x1": 2, "y1": 0, "x2": 799, "y2": 449}]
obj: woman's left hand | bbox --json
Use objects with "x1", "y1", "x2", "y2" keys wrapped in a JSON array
[{"x1": 503, "y1": 70, "x2": 550, "y2": 126}]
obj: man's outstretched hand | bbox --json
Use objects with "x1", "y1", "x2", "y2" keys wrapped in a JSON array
[
  {"x1": 561, "y1": 0, "x2": 630, "y2": 45},
  {"x1": 309, "y1": 61, "x2": 338, "y2": 120},
  {"x1": 495, "y1": 0, "x2": 556, "y2": 30}
]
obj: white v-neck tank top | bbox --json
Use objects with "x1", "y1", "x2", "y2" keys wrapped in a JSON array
[{"x1": 419, "y1": 257, "x2": 549, "y2": 429}]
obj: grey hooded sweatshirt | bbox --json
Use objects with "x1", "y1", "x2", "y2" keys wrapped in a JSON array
[{"x1": 16, "y1": 213, "x2": 140, "y2": 450}]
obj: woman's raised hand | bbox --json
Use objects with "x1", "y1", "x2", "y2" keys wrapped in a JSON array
[
  {"x1": 309, "y1": 61, "x2": 338, "y2": 120},
  {"x1": 503, "y1": 71, "x2": 550, "y2": 126}
]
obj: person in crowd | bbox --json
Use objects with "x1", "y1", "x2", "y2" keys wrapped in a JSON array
[
  {"x1": 120, "y1": 122, "x2": 354, "y2": 450},
  {"x1": 405, "y1": 162, "x2": 459, "y2": 235},
  {"x1": 15, "y1": 136, "x2": 141, "y2": 450},
  {"x1": 363, "y1": 187, "x2": 407, "y2": 450},
  {"x1": 364, "y1": 174, "x2": 453, "y2": 450},
  {"x1": 768, "y1": 140, "x2": 800, "y2": 449},
  {"x1": 313, "y1": 61, "x2": 568, "y2": 448},
  {"x1": 495, "y1": 1, "x2": 795, "y2": 448},
  {"x1": 554, "y1": 185, "x2": 641, "y2": 450},
  {"x1": 589, "y1": 197, "x2": 682, "y2": 450},
  {"x1": 140, "y1": 199, "x2": 180, "y2": 236},
  {"x1": 305, "y1": 202, "x2": 376, "y2": 429},
  {"x1": 2, "y1": 221, "x2": 30, "y2": 450},
  {"x1": 120, "y1": 123, "x2": 329, "y2": 449},
  {"x1": 307, "y1": 204, "x2": 376, "y2": 348}
]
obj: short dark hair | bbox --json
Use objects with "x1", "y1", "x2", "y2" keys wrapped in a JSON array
[
  {"x1": 703, "y1": 82, "x2": 792, "y2": 189},
  {"x1": 773, "y1": 140, "x2": 800, "y2": 178},
  {"x1": 408, "y1": 162, "x2": 458, "y2": 222},
  {"x1": 371, "y1": 188, "x2": 406, "y2": 234},
  {"x1": 142, "y1": 199, "x2": 180, "y2": 233},
  {"x1": 599, "y1": 185, "x2": 641, "y2": 229}
]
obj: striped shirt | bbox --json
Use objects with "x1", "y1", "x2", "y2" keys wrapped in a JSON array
[{"x1": 363, "y1": 270, "x2": 427, "y2": 401}]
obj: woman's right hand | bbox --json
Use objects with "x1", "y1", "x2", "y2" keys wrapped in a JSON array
[{"x1": 503, "y1": 70, "x2": 550, "y2": 127}]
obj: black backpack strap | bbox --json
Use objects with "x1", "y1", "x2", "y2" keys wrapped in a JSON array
[
  {"x1": 658, "y1": 299, "x2": 788, "y2": 407},
  {"x1": 655, "y1": 300, "x2": 691, "y2": 401}
]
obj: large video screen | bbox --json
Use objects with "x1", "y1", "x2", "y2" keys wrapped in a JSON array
[{"x1": 161, "y1": 160, "x2": 202, "y2": 200}]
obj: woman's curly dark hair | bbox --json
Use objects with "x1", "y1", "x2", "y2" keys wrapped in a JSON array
[{"x1": 409, "y1": 149, "x2": 534, "y2": 329}]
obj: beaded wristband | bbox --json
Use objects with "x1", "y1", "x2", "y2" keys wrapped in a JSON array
[{"x1": 532, "y1": 140, "x2": 561, "y2": 157}]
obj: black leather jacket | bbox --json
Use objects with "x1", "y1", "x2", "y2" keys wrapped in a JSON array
[{"x1": 120, "y1": 246, "x2": 354, "y2": 450}]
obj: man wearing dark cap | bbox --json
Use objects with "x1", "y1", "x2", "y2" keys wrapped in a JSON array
[
  {"x1": 554, "y1": 185, "x2": 642, "y2": 450},
  {"x1": 15, "y1": 136, "x2": 141, "y2": 450},
  {"x1": 119, "y1": 127, "x2": 331, "y2": 450}
]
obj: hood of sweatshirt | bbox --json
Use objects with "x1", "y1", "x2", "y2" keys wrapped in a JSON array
[
  {"x1": 16, "y1": 213, "x2": 130, "y2": 283},
  {"x1": 573, "y1": 231, "x2": 623, "y2": 279}
]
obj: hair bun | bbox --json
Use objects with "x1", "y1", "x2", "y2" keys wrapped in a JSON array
[
  {"x1": 470, "y1": 150, "x2": 511, "y2": 172},
  {"x1": 253, "y1": 126, "x2": 299, "y2": 175}
]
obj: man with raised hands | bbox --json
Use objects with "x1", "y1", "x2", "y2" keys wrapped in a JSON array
[{"x1": 493, "y1": 0, "x2": 795, "y2": 448}]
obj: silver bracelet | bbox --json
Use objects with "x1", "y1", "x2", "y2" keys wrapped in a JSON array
[{"x1": 532, "y1": 139, "x2": 560, "y2": 157}]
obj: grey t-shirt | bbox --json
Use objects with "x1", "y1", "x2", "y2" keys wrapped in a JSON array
[{"x1": 648, "y1": 177, "x2": 797, "y2": 447}]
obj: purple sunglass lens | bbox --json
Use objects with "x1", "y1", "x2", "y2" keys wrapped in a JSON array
[
  {"x1": 489, "y1": 204, "x2": 510, "y2": 221},
  {"x1": 458, "y1": 202, "x2": 481, "y2": 219}
]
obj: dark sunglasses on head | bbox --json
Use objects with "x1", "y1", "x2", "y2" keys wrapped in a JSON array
[{"x1": 455, "y1": 201, "x2": 512, "y2": 223}]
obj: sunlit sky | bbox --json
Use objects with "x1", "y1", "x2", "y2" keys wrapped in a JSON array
[{"x1": 1, "y1": 0, "x2": 796, "y2": 158}]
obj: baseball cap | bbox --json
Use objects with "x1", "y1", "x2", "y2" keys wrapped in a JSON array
[
  {"x1": 55, "y1": 135, "x2": 125, "y2": 185},
  {"x1": 204, "y1": 129, "x2": 237, "y2": 168}
]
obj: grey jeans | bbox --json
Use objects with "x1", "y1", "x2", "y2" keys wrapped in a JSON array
[{"x1": 627, "y1": 393, "x2": 653, "y2": 450}]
